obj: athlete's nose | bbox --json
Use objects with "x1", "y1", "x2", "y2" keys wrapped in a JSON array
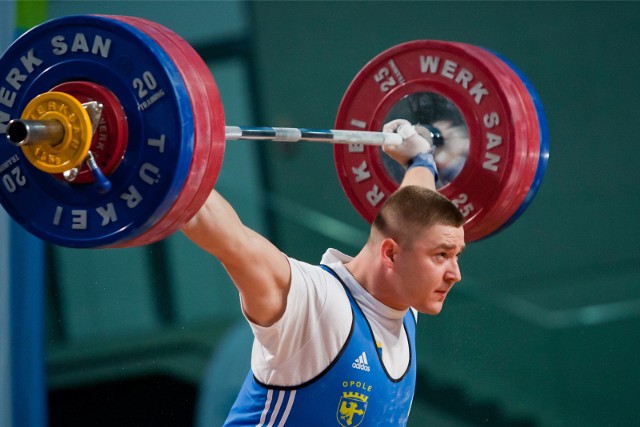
[{"x1": 445, "y1": 258, "x2": 462, "y2": 284}]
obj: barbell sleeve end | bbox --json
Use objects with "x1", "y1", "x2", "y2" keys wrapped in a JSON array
[{"x1": 6, "y1": 119, "x2": 65, "y2": 147}]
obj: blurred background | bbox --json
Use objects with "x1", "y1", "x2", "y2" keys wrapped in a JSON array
[{"x1": 1, "y1": 1, "x2": 639, "y2": 426}]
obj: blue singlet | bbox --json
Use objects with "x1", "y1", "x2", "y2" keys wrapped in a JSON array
[{"x1": 224, "y1": 265, "x2": 417, "y2": 426}]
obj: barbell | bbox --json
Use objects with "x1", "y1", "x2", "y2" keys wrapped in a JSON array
[{"x1": 0, "y1": 15, "x2": 549, "y2": 248}]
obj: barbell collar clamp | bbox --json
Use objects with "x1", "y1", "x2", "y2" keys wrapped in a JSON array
[
  {"x1": 417, "y1": 124, "x2": 444, "y2": 148},
  {"x1": 82, "y1": 101, "x2": 104, "y2": 136},
  {"x1": 85, "y1": 150, "x2": 112, "y2": 194}
]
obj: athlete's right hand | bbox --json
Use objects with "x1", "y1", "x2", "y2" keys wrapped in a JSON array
[{"x1": 382, "y1": 119, "x2": 433, "y2": 167}]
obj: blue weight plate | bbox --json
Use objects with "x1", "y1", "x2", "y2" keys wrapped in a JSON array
[
  {"x1": 0, "y1": 15, "x2": 194, "y2": 248},
  {"x1": 482, "y1": 48, "x2": 550, "y2": 235}
]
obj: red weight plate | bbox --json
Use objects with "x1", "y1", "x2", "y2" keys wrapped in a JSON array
[
  {"x1": 122, "y1": 16, "x2": 225, "y2": 246},
  {"x1": 334, "y1": 40, "x2": 539, "y2": 242},
  {"x1": 51, "y1": 81, "x2": 128, "y2": 184},
  {"x1": 473, "y1": 46, "x2": 549, "y2": 238},
  {"x1": 458, "y1": 44, "x2": 540, "y2": 240},
  {"x1": 106, "y1": 16, "x2": 225, "y2": 247}
]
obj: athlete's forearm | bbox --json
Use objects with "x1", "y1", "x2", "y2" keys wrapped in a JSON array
[{"x1": 399, "y1": 165, "x2": 437, "y2": 192}]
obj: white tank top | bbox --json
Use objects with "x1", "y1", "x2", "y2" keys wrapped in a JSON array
[{"x1": 243, "y1": 248, "x2": 414, "y2": 386}]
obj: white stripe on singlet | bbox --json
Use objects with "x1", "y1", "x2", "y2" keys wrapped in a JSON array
[
  {"x1": 267, "y1": 390, "x2": 285, "y2": 426},
  {"x1": 278, "y1": 390, "x2": 296, "y2": 426},
  {"x1": 257, "y1": 389, "x2": 274, "y2": 426},
  {"x1": 256, "y1": 389, "x2": 297, "y2": 427}
]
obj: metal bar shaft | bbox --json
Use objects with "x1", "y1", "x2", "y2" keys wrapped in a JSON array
[
  {"x1": 225, "y1": 126, "x2": 403, "y2": 146},
  {"x1": 5, "y1": 103, "x2": 101, "y2": 149},
  {"x1": 7, "y1": 122, "x2": 405, "y2": 147},
  {"x1": 6, "y1": 119, "x2": 64, "y2": 147}
]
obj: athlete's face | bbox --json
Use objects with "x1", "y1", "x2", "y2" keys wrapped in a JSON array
[{"x1": 393, "y1": 223, "x2": 465, "y2": 315}]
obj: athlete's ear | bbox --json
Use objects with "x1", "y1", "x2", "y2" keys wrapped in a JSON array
[{"x1": 380, "y1": 237, "x2": 399, "y2": 268}]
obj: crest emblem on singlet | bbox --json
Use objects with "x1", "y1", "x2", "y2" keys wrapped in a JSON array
[{"x1": 337, "y1": 391, "x2": 368, "y2": 426}]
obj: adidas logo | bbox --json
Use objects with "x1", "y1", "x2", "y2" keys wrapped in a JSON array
[{"x1": 352, "y1": 351, "x2": 371, "y2": 372}]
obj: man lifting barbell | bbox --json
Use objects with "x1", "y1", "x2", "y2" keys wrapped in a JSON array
[
  {"x1": 0, "y1": 14, "x2": 548, "y2": 426},
  {"x1": 182, "y1": 119, "x2": 465, "y2": 425}
]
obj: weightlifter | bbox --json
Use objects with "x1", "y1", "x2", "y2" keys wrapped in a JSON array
[{"x1": 182, "y1": 119, "x2": 465, "y2": 426}]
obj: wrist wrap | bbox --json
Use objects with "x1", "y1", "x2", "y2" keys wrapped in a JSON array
[{"x1": 407, "y1": 152, "x2": 439, "y2": 181}]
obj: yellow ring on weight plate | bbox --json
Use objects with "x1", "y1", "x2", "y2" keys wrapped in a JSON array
[{"x1": 20, "y1": 91, "x2": 93, "y2": 174}]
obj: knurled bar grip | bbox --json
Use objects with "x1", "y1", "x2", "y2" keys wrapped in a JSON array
[{"x1": 225, "y1": 126, "x2": 403, "y2": 146}]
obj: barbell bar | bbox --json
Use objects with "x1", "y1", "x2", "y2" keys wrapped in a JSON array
[
  {"x1": 225, "y1": 126, "x2": 404, "y2": 146},
  {"x1": 225, "y1": 124, "x2": 444, "y2": 147},
  {"x1": 0, "y1": 15, "x2": 549, "y2": 248},
  {"x1": 6, "y1": 119, "x2": 408, "y2": 156},
  {"x1": 3, "y1": 116, "x2": 421, "y2": 197}
]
